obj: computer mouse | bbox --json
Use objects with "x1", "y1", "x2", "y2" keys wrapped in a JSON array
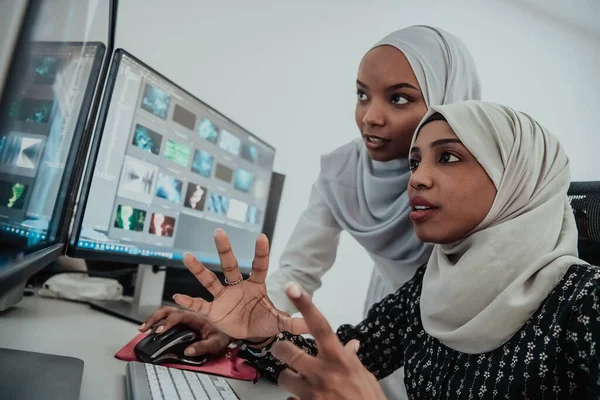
[{"x1": 134, "y1": 325, "x2": 207, "y2": 366}]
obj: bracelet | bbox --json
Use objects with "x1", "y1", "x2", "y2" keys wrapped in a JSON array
[{"x1": 241, "y1": 333, "x2": 284, "y2": 358}]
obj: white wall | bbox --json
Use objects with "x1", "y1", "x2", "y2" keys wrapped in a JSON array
[{"x1": 115, "y1": 0, "x2": 600, "y2": 328}]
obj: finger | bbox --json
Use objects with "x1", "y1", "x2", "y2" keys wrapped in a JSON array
[
  {"x1": 156, "y1": 311, "x2": 190, "y2": 334},
  {"x1": 248, "y1": 234, "x2": 269, "y2": 284},
  {"x1": 278, "y1": 369, "x2": 311, "y2": 400},
  {"x1": 214, "y1": 229, "x2": 243, "y2": 284},
  {"x1": 279, "y1": 314, "x2": 310, "y2": 336},
  {"x1": 183, "y1": 252, "x2": 225, "y2": 298},
  {"x1": 344, "y1": 339, "x2": 360, "y2": 356},
  {"x1": 176, "y1": 310, "x2": 210, "y2": 331},
  {"x1": 173, "y1": 294, "x2": 212, "y2": 315},
  {"x1": 184, "y1": 336, "x2": 227, "y2": 357},
  {"x1": 271, "y1": 340, "x2": 316, "y2": 375},
  {"x1": 139, "y1": 306, "x2": 178, "y2": 332},
  {"x1": 285, "y1": 282, "x2": 344, "y2": 356}
]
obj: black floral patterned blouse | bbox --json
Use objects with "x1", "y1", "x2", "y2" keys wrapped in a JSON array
[{"x1": 240, "y1": 264, "x2": 600, "y2": 399}]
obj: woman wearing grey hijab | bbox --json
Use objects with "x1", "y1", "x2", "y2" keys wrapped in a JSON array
[{"x1": 265, "y1": 24, "x2": 481, "y2": 398}]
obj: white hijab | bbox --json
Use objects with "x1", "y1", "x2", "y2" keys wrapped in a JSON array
[
  {"x1": 416, "y1": 101, "x2": 584, "y2": 354},
  {"x1": 316, "y1": 26, "x2": 481, "y2": 267}
]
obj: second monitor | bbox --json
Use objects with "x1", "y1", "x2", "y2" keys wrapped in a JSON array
[{"x1": 70, "y1": 49, "x2": 280, "y2": 274}]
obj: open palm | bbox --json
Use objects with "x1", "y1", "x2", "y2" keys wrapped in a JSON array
[{"x1": 173, "y1": 229, "x2": 308, "y2": 340}]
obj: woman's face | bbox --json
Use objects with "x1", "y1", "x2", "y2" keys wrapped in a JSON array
[
  {"x1": 355, "y1": 45, "x2": 428, "y2": 162},
  {"x1": 407, "y1": 120, "x2": 496, "y2": 244}
]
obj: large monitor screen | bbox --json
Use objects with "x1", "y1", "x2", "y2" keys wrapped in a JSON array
[
  {"x1": 73, "y1": 49, "x2": 276, "y2": 270},
  {"x1": 0, "y1": 41, "x2": 105, "y2": 253}
]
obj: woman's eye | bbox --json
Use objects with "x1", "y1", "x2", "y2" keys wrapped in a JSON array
[
  {"x1": 391, "y1": 95, "x2": 409, "y2": 105},
  {"x1": 441, "y1": 153, "x2": 460, "y2": 163},
  {"x1": 357, "y1": 90, "x2": 368, "y2": 101},
  {"x1": 409, "y1": 159, "x2": 420, "y2": 171}
]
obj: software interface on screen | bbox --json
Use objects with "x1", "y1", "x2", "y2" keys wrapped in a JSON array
[
  {"x1": 0, "y1": 42, "x2": 102, "y2": 246},
  {"x1": 77, "y1": 52, "x2": 276, "y2": 268}
]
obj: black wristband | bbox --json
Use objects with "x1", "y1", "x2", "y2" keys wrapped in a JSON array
[{"x1": 240, "y1": 333, "x2": 284, "y2": 358}]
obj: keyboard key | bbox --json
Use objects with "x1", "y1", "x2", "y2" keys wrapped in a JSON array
[
  {"x1": 183, "y1": 371, "x2": 210, "y2": 400},
  {"x1": 170, "y1": 368, "x2": 194, "y2": 400},
  {"x1": 145, "y1": 364, "x2": 164, "y2": 400},
  {"x1": 198, "y1": 374, "x2": 223, "y2": 400},
  {"x1": 214, "y1": 377, "x2": 239, "y2": 399},
  {"x1": 155, "y1": 365, "x2": 179, "y2": 399}
]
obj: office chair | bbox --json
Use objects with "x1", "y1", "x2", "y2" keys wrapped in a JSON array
[{"x1": 568, "y1": 181, "x2": 600, "y2": 266}]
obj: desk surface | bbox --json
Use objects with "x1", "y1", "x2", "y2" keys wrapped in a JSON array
[{"x1": 0, "y1": 295, "x2": 288, "y2": 400}]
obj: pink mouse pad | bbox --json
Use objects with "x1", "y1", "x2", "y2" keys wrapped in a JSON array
[{"x1": 115, "y1": 333, "x2": 257, "y2": 381}]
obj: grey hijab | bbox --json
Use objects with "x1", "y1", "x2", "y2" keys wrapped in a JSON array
[{"x1": 316, "y1": 25, "x2": 481, "y2": 262}]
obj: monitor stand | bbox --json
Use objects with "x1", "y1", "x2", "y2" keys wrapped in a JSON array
[{"x1": 89, "y1": 264, "x2": 167, "y2": 325}]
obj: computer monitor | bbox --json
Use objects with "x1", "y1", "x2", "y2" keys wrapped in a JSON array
[
  {"x1": 68, "y1": 49, "x2": 284, "y2": 323},
  {"x1": 0, "y1": 0, "x2": 113, "y2": 398},
  {"x1": 0, "y1": 39, "x2": 106, "y2": 310}
]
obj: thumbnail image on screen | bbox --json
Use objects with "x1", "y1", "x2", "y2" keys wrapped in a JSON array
[
  {"x1": 191, "y1": 149, "x2": 213, "y2": 178},
  {"x1": 15, "y1": 98, "x2": 54, "y2": 124},
  {"x1": 246, "y1": 206, "x2": 262, "y2": 225},
  {"x1": 252, "y1": 178, "x2": 267, "y2": 200},
  {"x1": 207, "y1": 193, "x2": 229, "y2": 216},
  {"x1": 132, "y1": 124, "x2": 162, "y2": 155},
  {"x1": 114, "y1": 205, "x2": 146, "y2": 232},
  {"x1": 227, "y1": 198, "x2": 248, "y2": 223},
  {"x1": 117, "y1": 156, "x2": 158, "y2": 203},
  {"x1": 197, "y1": 118, "x2": 218, "y2": 144},
  {"x1": 0, "y1": 180, "x2": 28, "y2": 209},
  {"x1": 214, "y1": 163, "x2": 233, "y2": 183},
  {"x1": 140, "y1": 83, "x2": 171, "y2": 120},
  {"x1": 233, "y1": 168, "x2": 254, "y2": 193},
  {"x1": 184, "y1": 183, "x2": 207, "y2": 211},
  {"x1": 240, "y1": 143, "x2": 258, "y2": 163},
  {"x1": 33, "y1": 55, "x2": 61, "y2": 84},
  {"x1": 164, "y1": 139, "x2": 191, "y2": 167},
  {"x1": 155, "y1": 172, "x2": 183, "y2": 204},
  {"x1": 0, "y1": 134, "x2": 43, "y2": 169},
  {"x1": 149, "y1": 213, "x2": 176, "y2": 237},
  {"x1": 218, "y1": 130, "x2": 241, "y2": 156},
  {"x1": 172, "y1": 104, "x2": 196, "y2": 131}
]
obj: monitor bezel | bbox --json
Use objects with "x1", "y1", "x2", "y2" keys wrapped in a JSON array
[
  {"x1": 67, "y1": 48, "x2": 281, "y2": 272},
  {"x1": 0, "y1": 243, "x2": 63, "y2": 294},
  {"x1": 37, "y1": 41, "x2": 107, "y2": 243}
]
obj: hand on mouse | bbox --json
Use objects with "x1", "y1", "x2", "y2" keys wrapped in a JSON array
[
  {"x1": 272, "y1": 283, "x2": 386, "y2": 400},
  {"x1": 172, "y1": 229, "x2": 309, "y2": 341},
  {"x1": 139, "y1": 307, "x2": 230, "y2": 357}
]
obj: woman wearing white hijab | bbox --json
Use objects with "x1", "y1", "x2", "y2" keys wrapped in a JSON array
[
  {"x1": 172, "y1": 100, "x2": 598, "y2": 399},
  {"x1": 141, "y1": 25, "x2": 480, "y2": 398}
]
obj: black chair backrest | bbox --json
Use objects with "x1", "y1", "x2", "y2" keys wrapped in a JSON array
[{"x1": 568, "y1": 181, "x2": 600, "y2": 266}]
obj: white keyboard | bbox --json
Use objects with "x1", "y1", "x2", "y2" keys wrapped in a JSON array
[{"x1": 126, "y1": 361, "x2": 239, "y2": 400}]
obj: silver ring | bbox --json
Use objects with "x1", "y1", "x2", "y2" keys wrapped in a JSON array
[{"x1": 225, "y1": 274, "x2": 243, "y2": 286}]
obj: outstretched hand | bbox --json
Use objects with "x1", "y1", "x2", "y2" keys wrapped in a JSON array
[
  {"x1": 271, "y1": 283, "x2": 386, "y2": 400},
  {"x1": 173, "y1": 229, "x2": 308, "y2": 340}
]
